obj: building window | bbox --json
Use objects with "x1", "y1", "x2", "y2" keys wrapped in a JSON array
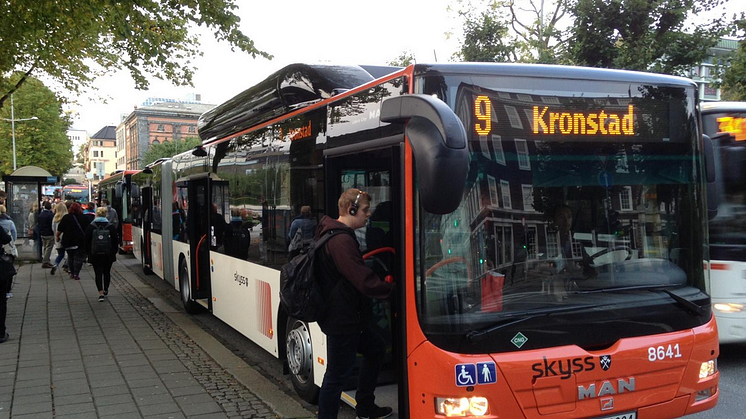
[
  {"x1": 480, "y1": 135, "x2": 491, "y2": 159},
  {"x1": 504, "y1": 105, "x2": 523, "y2": 129},
  {"x1": 93, "y1": 150, "x2": 98, "y2": 157},
  {"x1": 515, "y1": 139, "x2": 531, "y2": 170},
  {"x1": 188, "y1": 125, "x2": 196, "y2": 133},
  {"x1": 152, "y1": 139, "x2": 160, "y2": 145},
  {"x1": 492, "y1": 135, "x2": 505, "y2": 165},
  {"x1": 522, "y1": 185, "x2": 534, "y2": 211},
  {"x1": 157, "y1": 124, "x2": 165, "y2": 132},
  {"x1": 500, "y1": 180, "x2": 511, "y2": 209},
  {"x1": 541, "y1": 96, "x2": 560, "y2": 104},
  {"x1": 546, "y1": 230, "x2": 560, "y2": 258},
  {"x1": 488, "y1": 176, "x2": 498, "y2": 206},
  {"x1": 620, "y1": 186, "x2": 633, "y2": 211}
]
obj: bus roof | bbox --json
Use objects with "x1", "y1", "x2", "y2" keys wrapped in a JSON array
[
  {"x1": 413, "y1": 63, "x2": 698, "y2": 87},
  {"x1": 702, "y1": 101, "x2": 746, "y2": 113}
]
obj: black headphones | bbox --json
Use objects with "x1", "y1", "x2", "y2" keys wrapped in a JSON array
[{"x1": 349, "y1": 190, "x2": 364, "y2": 216}]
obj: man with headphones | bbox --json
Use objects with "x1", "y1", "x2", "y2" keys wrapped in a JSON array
[{"x1": 315, "y1": 188, "x2": 394, "y2": 419}]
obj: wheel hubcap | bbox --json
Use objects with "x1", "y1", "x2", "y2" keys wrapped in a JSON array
[{"x1": 286, "y1": 321, "x2": 312, "y2": 383}]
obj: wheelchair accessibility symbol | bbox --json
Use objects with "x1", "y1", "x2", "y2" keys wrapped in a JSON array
[{"x1": 455, "y1": 364, "x2": 477, "y2": 387}]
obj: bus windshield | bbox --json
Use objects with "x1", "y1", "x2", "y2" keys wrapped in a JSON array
[
  {"x1": 703, "y1": 110, "x2": 746, "y2": 261},
  {"x1": 64, "y1": 186, "x2": 89, "y2": 202},
  {"x1": 416, "y1": 72, "x2": 709, "y2": 353}
]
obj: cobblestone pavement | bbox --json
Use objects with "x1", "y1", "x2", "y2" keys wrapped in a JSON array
[{"x1": 0, "y1": 262, "x2": 281, "y2": 418}]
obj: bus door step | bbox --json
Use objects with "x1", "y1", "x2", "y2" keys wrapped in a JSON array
[
  {"x1": 342, "y1": 384, "x2": 398, "y2": 417},
  {"x1": 195, "y1": 299, "x2": 210, "y2": 309}
]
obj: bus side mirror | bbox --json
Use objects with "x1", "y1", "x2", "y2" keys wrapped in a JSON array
[
  {"x1": 703, "y1": 134, "x2": 718, "y2": 220},
  {"x1": 115, "y1": 182, "x2": 123, "y2": 199},
  {"x1": 381, "y1": 94, "x2": 468, "y2": 215}
]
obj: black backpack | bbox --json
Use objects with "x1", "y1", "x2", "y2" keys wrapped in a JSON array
[
  {"x1": 91, "y1": 223, "x2": 112, "y2": 255},
  {"x1": 280, "y1": 230, "x2": 344, "y2": 322}
]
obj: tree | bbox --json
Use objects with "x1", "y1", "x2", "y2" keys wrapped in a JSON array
[
  {"x1": 719, "y1": 20, "x2": 746, "y2": 101},
  {"x1": 143, "y1": 137, "x2": 202, "y2": 166},
  {"x1": 0, "y1": 74, "x2": 72, "y2": 177},
  {"x1": 568, "y1": 0, "x2": 728, "y2": 75},
  {"x1": 62, "y1": 178, "x2": 79, "y2": 186},
  {"x1": 388, "y1": 51, "x2": 415, "y2": 67},
  {"x1": 0, "y1": 1, "x2": 271, "y2": 110},
  {"x1": 451, "y1": 0, "x2": 570, "y2": 63}
]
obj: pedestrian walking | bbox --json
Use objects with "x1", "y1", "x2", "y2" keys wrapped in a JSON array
[
  {"x1": 102, "y1": 199, "x2": 119, "y2": 229},
  {"x1": 83, "y1": 202, "x2": 96, "y2": 223},
  {"x1": 316, "y1": 189, "x2": 394, "y2": 419},
  {"x1": 28, "y1": 202, "x2": 40, "y2": 259},
  {"x1": 0, "y1": 224, "x2": 15, "y2": 343},
  {"x1": 51, "y1": 202, "x2": 68, "y2": 275},
  {"x1": 56, "y1": 203, "x2": 91, "y2": 281},
  {"x1": 85, "y1": 207, "x2": 118, "y2": 302},
  {"x1": 38, "y1": 201, "x2": 55, "y2": 268},
  {"x1": 0, "y1": 205, "x2": 18, "y2": 299}
]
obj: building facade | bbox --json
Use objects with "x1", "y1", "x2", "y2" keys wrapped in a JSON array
[
  {"x1": 116, "y1": 123, "x2": 126, "y2": 171},
  {"x1": 84, "y1": 126, "x2": 117, "y2": 185},
  {"x1": 66, "y1": 129, "x2": 89, "y2": 158},
  {"x1": 690, "y1": 38, "x2": 739, "y2": 102},
  {"x1": 122, "y1": 102, "x2": 215, "y2": 170}
]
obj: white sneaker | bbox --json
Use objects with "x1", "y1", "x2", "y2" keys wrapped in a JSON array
[{"x1": 5, "y1": 293, "x2": 11, "y2": 299}]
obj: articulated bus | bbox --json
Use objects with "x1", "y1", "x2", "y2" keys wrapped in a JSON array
[
  {"x1": 63, "y1": 184, "x2": 90, "y2": 202},
  {"x1": 702, "y1": 101, "x2": 746, "y2": 343},
  {"x1": 132, "y1": 63, "x2": 718, "y2": 418},
  {"x1": 97, "y1": 170, "x2": 140, "y2": 253}
]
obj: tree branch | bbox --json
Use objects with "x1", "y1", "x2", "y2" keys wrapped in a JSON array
[{"x1": 0, "y1": 65, "x2": 37, "y2": 109}]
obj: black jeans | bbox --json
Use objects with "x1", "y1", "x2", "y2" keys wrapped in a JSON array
[
  {"x1": 66, "y1": 248, "x2": 85, "y2": 276},
  {"x1": 317, "y1": 324, "x2": 386, "y2": 419},
  {"x1": 0, "y1": 276, "x2": 8, "y2": 336},
  {"x1": 92, "y1": 259, "x2": 113, "y2": 292}
]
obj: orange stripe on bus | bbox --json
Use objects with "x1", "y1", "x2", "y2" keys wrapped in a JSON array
[{"x1": 710, "y1": 263, "x2": 730, "y2": 270}]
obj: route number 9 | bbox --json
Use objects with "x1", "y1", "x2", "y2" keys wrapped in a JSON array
[{"x1": 474, "y1": 95, "x2": 492, "y2": 135}]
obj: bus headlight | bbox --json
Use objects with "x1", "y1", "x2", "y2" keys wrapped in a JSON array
[
  {"x1": 435, "y1": 397, "x2": 489, "y2": 417},
  {"x1": 713, "y1": 303, "x2": 744, "y2": 313},
  {"x1": 699, "y1": 359, "x2": 717, "y2": 379}
]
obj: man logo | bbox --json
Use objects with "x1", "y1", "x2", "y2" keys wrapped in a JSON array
[
  {"x1": 600, "y1": 355, "x2": 612, "y2": 371},
  {"x1": 600, "y1": 397, "x2": 614, "y2": 411}
]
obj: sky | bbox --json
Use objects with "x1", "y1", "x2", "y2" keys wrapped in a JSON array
[{"x1": 66, "y1": 0, "x2": 745, "y2": 135}]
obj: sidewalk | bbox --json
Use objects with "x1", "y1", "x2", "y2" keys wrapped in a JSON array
[{"x1": 0, "y1": 259, "x2": 315, "y2": 419}]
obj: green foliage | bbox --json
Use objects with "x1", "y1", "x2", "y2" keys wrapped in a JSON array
[
  {"x1": 720, "y1": 20, "x2": 746, "y2": 101},
  {"x1": 451, "y1": 0, "x2": 570, "y2": 63},
  {"x1": 452, "y1": 1, "x2": 515, "y2": 62},
  {"x1": 143, "y1": 137, "x2": 202, "y2": 166},
  {"x1": 62, "y1": 178, "x2": 79, "y2": 186},
  {"x1": 0, "y1": 74, "x2": 72, "y2": 177},
  {"x1": 568, "y1": 0, "x2": 728, "y2": 75},
  {"x1": 388, "y1": 51, "x2": 415, "y2": 67},
  {"x1": 0, "y1": 0, "x2": 271, "y2": 109}
]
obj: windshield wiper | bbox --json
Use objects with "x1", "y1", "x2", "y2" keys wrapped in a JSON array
[
  {"x1": 465, "y1": 304, "x2": 605, "y2": 344},
  {"x1": 571, "y1": 284, "x2": 705, "y2": 316}
]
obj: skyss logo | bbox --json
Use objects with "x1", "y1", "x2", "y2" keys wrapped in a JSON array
[{"x1": 531, "y1": 356, "x2": 596, "y2": 380}]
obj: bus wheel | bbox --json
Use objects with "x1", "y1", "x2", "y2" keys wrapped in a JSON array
[
  {"x1": 141, "y1": 239, "x2": 153, "y2": 275},
  {"x1": 179, "y1": 258, "x2": 200, "y2": 314},
  {"x1": 286, "y1": 317, "x2": 319, "y2": 403}
]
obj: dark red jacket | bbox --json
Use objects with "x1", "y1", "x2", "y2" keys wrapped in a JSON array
[{"x1": 315, "y1": 216, "x2": 393, "y2": 334}]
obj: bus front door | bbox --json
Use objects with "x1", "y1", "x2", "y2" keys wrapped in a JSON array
[
  {"x1": 141, "y1": 186, "x2": 153, "y2": 274},
  {"x1": 324, "y1": 145, "x2": 404, "y2": 417},
  {"x1": 186, "y1": 177, "x2": 212, "y2": 309}
]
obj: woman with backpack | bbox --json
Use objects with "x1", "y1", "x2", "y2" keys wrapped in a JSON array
[
  {"x1": 56, "y1": 203, "x2": 91, "y2": 280},
  {"x1": 85, "y1": 207, "x2": 118, "y2": 302}
]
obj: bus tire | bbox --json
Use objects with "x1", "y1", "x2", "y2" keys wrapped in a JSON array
[
  {"x1": 141, "y1": 239, "x2": 153, "y2": 275},
  {"x1": 285, "y1": 317, "x2": 319, "y2": 403},
  {"x1": 179, "y1": 257, "x2": 200, "y2": 314}
]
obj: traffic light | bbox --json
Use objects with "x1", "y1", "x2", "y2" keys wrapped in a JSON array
[{"x1": 606, "y1": 209, "x2": 622, "y2": 235}]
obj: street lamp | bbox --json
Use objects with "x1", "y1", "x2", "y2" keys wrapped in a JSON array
[{"x1": 0, "y1": 93, "x2": 38, "y2": 171}]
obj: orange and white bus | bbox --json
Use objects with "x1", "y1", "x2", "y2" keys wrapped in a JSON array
[
  {"x1": 702, "y1": 101, "x2": 746, "y2": 343},
  {"x1": 97, "y1": 170, "x2": 140, "y2": 253},
  {"x1": 132, "y1": 63, "x2": 719, "y2": 418}
]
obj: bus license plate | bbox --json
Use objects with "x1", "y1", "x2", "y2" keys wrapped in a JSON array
[{"x1": 595, "y1": 413, "x2": 636, "y2": 419}]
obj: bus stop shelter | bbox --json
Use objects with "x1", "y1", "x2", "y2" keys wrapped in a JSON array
[{"x1": 3, "y1": 166, "x2": 58, "y2": 239}]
